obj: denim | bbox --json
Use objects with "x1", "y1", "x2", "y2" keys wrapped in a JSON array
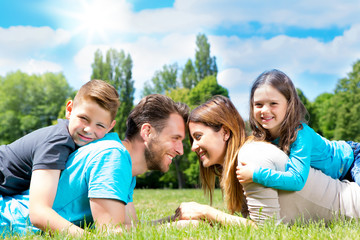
[{"x1": 345, "y1": 141, "x2": 360, "y2": 186}]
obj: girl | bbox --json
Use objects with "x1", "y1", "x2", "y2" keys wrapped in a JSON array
[{"x1": 236, "y1": 69, "x2": 360, "y2": 191}]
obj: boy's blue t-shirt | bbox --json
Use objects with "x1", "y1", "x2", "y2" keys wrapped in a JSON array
[
  {"x1": 252, "y1": 123, "x2": 354, "y2": 191},
  {"x1": 0, "y1": 132, "x2": 136, "y2": 234}
]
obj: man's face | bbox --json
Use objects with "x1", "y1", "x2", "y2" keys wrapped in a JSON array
[{"x1": 145, "y1": 113, "x2": 186, "y2": 172}]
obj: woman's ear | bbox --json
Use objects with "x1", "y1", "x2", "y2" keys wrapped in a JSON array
[{"x1": 222, "y1": 126, "x2": 230, "y2": 142}]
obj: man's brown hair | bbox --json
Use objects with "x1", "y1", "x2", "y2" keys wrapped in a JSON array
[
  {"x1": 125, "y1": 94, "x2": 189, "y2": 140},
  {"x1": 74, "y1": 79, "x2": 120, "y2": 120}
]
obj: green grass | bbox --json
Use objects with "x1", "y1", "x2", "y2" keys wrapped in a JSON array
[{"x1": 5, "y1": 189, "x2": 360, "y2": 239}]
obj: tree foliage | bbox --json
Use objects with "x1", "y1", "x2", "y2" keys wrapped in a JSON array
[
  {"x1": 91, "y1": 48, "x2": 135, "y2": 139},
  {"x1": 142, "y1": 63, "x2": 178, "y2": 96},
  {"x1": 0, "y1": 71, "x2": 73, "y2": 144},
  {"x1": 195, "y1": 33, "x2": 218, "y2": 81}
]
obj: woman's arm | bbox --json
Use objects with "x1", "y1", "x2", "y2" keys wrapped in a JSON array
[
  {"x1": 29, "y1": 169, "x2": 84, "y2": 236},
  {"x1": 176, "y1": 202, "x2": 255, "y2": 227}
]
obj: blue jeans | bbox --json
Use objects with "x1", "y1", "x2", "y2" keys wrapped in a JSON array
[{"x1": 344, "y1": 141, "x2": 360, "y2": 186}]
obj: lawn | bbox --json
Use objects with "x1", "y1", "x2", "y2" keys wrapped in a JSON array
[{"x1": 5, "y1": 189, "x2": 360, "y2": 239}]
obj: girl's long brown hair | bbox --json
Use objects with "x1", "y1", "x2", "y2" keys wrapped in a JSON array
[
  {"x1": 249, "y1": 69, "x2": 308, "y2": 154},
  {"x1": 189, "y1": 95, "x2": 248, "y2": 215}
]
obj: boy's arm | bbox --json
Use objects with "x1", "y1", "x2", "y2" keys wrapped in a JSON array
[{"x1": 29, "y1": 169, "x2": 84, "y2": 235}]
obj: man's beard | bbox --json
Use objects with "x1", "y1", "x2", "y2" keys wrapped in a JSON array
[{"x1": 144, "y1": 137, "x2": 167, "y2": 172}]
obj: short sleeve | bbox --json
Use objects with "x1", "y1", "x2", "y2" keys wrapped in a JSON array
[
  {"x1": 86, "y1": 149, "x2": 133, "y2": 204},
  {"x1": 32, "y1": 135, "x2": 74, "y2": 171}
]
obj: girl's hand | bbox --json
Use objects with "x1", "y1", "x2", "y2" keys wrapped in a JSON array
[
  {"x1": 236, "y1": 162, "x2": 254, "y2": 183},
  {"x1": 175, "y1": 202, "x2": 207, "y2": 220}
]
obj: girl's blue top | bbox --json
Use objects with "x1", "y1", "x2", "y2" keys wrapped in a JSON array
[{"x1": 252, "y1": 123, "x2": 354, "y2": 191}]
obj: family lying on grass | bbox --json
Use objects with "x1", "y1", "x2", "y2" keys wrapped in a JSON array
[{"x1": 1, "y1": 69, "x2": 360, "y2": 236}]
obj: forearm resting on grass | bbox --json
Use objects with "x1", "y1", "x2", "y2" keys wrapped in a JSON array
[
  {"x1": 176, "y1": 202, "x2": 255, "y2": 227},
  {"x1": 90, "y1": 199, "x2": 139, "y2": 234}
]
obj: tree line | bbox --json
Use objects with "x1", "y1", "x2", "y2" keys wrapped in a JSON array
[{"x1": 1, "y1": 33, "x2": 360, "y2": 188}]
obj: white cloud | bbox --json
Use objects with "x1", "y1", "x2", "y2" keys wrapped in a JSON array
[
  {"x1": 0, "y1": 26, "x2": 70, "y2": 76},
  {"x1": 210, "y1": 23, "x2": 360, "y2": 79},
  {"x1": 0, "y1": 58, "x2": 63, "y2": 76},
  {"x1": 0, "y1": 26, "x2": 71, "y2": 57},
  {"x1": 229, "y1": 91, "x2": 250, "y2": 120},
  {"x1": 23, "y1": 59, "x2": 63, "y2": 74}
]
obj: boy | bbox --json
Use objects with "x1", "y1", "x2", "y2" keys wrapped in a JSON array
[{"x1": 0, "y1": 79, "x2": 119, "y2": 232}]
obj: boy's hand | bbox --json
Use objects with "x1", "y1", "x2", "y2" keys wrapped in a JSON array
[{"x1": 236, "y1": 162, "x2": 254, "y2": 183}]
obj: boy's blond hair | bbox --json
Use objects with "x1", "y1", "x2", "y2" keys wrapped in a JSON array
[{"x1": 74, "y1": 80, "x2": 120, "y2": 120}]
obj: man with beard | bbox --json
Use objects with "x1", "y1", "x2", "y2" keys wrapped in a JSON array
[{"x1": 2, "y1": 94, "x2": 189, "y2": 236}]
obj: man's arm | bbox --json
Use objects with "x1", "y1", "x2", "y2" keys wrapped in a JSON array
[
  {"x1": 29, "y1": 169, "x2": 84, "y2": 235},
  {"x1": 125, "y1": 202, "x2": 138, "y2": 225},
  {"x1": 90, "y1": 198, "x2": 135, "y2": 233}
]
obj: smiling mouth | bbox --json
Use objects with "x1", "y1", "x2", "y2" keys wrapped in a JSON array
[
  {"x1": 197, "y1": 151, "x2": 206, "y2": 159},
  {"x1": 78, "y1": 133, "x2": 93, "y2": 141},
  {"x1": 261, "y1": 116, "x2": 274, "y2": 122}
]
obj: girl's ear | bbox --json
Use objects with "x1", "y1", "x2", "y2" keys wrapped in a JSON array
[
  {"x1": 65, "y1": 100, "x2": 73, "y2": 119},
  {"x1": 222, "y1": 126, "x2": 230, "y2": 142}
]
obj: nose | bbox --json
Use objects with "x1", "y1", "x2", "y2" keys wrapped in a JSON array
[
  {"x1": 191, "y1": 140, "x2": 199, "y2": 152},
  {"x1": 175, "y1": 141, "x2": 184, "y2": 155},
  {"x1": 261, "y1": 104, "x2": 270, "y2": 114},
  {"x1": 83, "y1": 125, "x2": 92, "y2": 134}
]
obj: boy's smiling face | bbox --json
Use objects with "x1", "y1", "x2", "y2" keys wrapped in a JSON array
[{"x1": 66, "y1": 99, "x2": 116, "y2": 147}]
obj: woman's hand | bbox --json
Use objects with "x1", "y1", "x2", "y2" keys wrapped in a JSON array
[
  {"x1": 236, "y1": 162, "x2": 254, "y2": 183},
  {"x1": 175, "y1": 202, "x2": 208, "y2": 220}
]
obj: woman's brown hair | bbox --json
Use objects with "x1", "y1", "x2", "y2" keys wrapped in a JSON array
[{"x1": 189, "y1": 95, "x2": 248, "y2": 215}]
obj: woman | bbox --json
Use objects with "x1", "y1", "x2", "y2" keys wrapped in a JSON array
[{"x1": 176, "y1": 95, "x2": 360, "y2": 226}]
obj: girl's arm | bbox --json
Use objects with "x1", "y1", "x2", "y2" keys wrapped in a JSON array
[
  {"x1": 176, "y1": 202, "x2": 255, "y2": 227},
  {"x1": 252, "y1": 128, "x2": 313, "y2": 191},
  {"x1": 29, "y1": 169, "x2": 84, "y2": 236}
]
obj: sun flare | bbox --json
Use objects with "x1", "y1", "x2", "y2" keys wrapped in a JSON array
[{"x1": 58, "y1": 0, "x2": 119, "y2": 43}]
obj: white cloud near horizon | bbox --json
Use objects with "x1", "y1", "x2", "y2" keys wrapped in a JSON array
[{"x1": 0, "y1": 26, "x2": 70, "y2": 76}]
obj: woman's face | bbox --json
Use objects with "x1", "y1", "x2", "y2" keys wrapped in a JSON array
[{"x1": 189, "y1": 121, "x2": 229, "y2": 168}]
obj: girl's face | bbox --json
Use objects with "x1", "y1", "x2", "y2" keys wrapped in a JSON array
[
  {"x1": 253, "y1": 84, "x2": 288, "y2": 138},
  {"x1": 189, "y1": 121, "x2": 229, "y2": 168}
]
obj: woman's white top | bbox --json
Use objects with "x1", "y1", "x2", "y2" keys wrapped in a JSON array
[{"x1": 238, "y1": 141, "x2": 360, "y2": 225}]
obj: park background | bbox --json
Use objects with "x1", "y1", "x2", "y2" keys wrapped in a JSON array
[{"x1": 1, "y1": 0, "x2": 360, "y2": 189}]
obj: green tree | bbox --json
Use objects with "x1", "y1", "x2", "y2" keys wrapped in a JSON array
[
  {"x1": 188, "y1": 75, "x2": 229, "y2": 108},
  {"x1": 310, "y1": 60, "x2": 360, "y2": 141},
  {"x1": 332, "y1": 60, "x2": 360, "y2": 141},
  {"x1": 312, "y1": 93, "x2": 336, "y2": 139},
  {"x1": 0, "y1": 71, "x2": 72, "y2": 144},
  {"x1": 142, "y1": 63, "x2": 178, "y2": 96},
  {"x1": 91, "y1": 48, "x2": 135, "y2": 139},
  {"x1": 195, "y1": 33, "x2": 218, "y2": 81},
  {"x1": 181, "y1": 59, "x2": 197, "y2": 89}
]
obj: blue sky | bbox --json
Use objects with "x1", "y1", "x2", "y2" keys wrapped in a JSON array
[{"x1": 1, "y1": 0, "x2": 360, "y2": 118}]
